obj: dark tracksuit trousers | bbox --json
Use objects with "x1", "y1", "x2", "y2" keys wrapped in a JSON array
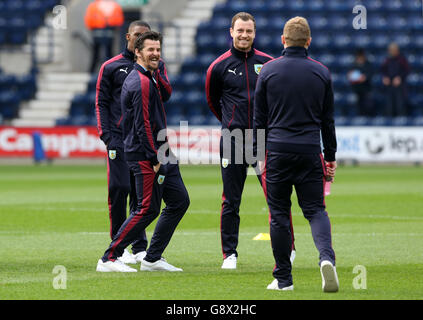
[
  {"x1": 106, "y1": 145, "x2": 148, "y2": 254},
  {"x1": 220, "y1": 136, "x2": 295, "y2": 259},
  {"x1": 102, "y1": 161, "x2": 189, "y2": 263},
  {"x1": 263, "y1": 151, "x2": 335, "y2": 287}
]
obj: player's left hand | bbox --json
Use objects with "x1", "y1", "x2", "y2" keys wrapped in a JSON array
[{"x1": 325, "y1": 161, "x2": 337, "y2": 181}]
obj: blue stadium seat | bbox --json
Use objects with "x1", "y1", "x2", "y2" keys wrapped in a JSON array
[
  {"x1": 328, "y1": 15, "x2": 349, "y2": 30},
  {"x1": 409, "y1": 94, "x2": 423, "y2": 116},
  {"x1": 207, "y1": 115, "x2": 221, "y2": 126},
  {"x1": 409, "y1": 15, "x2": 423, "y2": 31},
  {"x1": 0, "y1": 92, "x2": 20, "y2": 119},
  {"x1": 391, "y1": 116, "x2": 410, "y2": 126},
  {"x1": 391, "y1": 33, "x2": 411, "y2": 49},
  {"x1": 387, "y1": 15, "x2": 408, "y2": 31},
  {"x1": 333, "y1": 35, "x2": 354, "y2": 51},
  {"x1": 407, "y1": 73, "x2": 423, "y2": 89},
  {"x1": 56, "y1": 118, "x2": 72, "y2": 126},
  {"x1": 306, "y1": 1, "x2": 325, "y2": 12},
  {"x1": 366, "y1": 0, "x2": 383, "y2": 12},
  {"x1": 327, "y1": 0, "x2": 352, "y2": 12},
  {"x1": 369, "y1": 116, "x2": 392, "y2": 126},
  {"x1": 0, "y1": 73, "x2": 17, "y2": 91},
  {"x1": 268, "y1": 0, "x2": 288, "y2": 12},
  {"x1": 352, "y1": 33, "x2": 372, "y2": 49},
  {"x1": 386, "y1": 0, "x2": 404, "y2": 12},
  {"x1": 255, "y1": 34, "x2": 273, "y2": 49},
  {"x1": 367, "y1": 15, "x2": 388, "y2": 31},
  {"x1": 311, "y1": 34, "x2": 330, "y2": 49},
  {"x1": 372, "y1": 34, "x2": 390, "y2": 50},
  {"x1": 411, "y1": 116, "x2": 423, "y2": 126},
  {"x1": 308, "y1": 16, "x2": 328, "y2": 30},
  {"x1": 26, "y1": 0, "x2": 45, "y2": 16},
  {"x1": 227, "y1": 0, "x2": 247, "y2": 12},
  {"x1": 16, "y1": 74, "x2": 36, "y2": 100},
  {"x1": 287, "y1": 1, "x2": 306, "y2": 11},
  {"x1": 404, "y1": 0, "x2": 422, "y2": 12},
  {"x1": 255, "y1": 15, "x2": 270, "y2": 29},
  {"x1": 180, "y1": 73, "x2": 203, "y2": 90},
  {"x1": 188, "y1": 114, "x2": 208, "y2": 126},
  {"x1": 317, "y1": 54, "x2": 336, "y2": 69},
  {"x1": 167, "y1": 113, "x2": 186, "y2": 126},
  {"x1": 350, "y1": 116, "x2": 370, "y2": 126},
  {"x1": 414, "y1": 35, "x2": 423, "y2": 51},
  {"x1": 334, "y1": 116, "x2": 350, "y2": 126}
]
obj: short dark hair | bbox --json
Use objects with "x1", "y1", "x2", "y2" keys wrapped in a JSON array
[
  {"x1": 128, "y1": 20, "x2": 151, "y2": 33},
  {"x1": 231, "y1": 12, "x2": 256, "y2": 30},
  {"x1": 134, "y1": 31, "x2": 162, "y2": 52}
]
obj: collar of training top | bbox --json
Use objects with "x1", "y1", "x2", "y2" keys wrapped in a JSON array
[
  {"x1": 230, "y1": 43, "x2": 256, "y2": 59},
  {"x1": 123, "y1": 47, "x2": 135, "y2": 61},
  {"x1": 282, "y1": 46, "x2": 308, "y2": 57},
  {"x1": 134, "y1": 63, "x2": 153, "y2": 78}
]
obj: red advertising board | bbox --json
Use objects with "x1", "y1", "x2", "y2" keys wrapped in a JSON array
[
  {"x1": 0, "y1": 126, "x2": 106, "y2": 158},
  {"x1": 0, "y1": 126, "x2": 222, "y2": 162}
]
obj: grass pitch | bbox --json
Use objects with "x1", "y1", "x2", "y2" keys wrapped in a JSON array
[{"x1": 0, "y1": 164, "x2": 422, "y2": 300}]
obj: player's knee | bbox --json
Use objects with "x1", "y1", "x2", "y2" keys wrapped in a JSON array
[
  {"x1": 270, "y1": 212, "x2": 292, "y2": 229},
  {"x1": 303, "y1": 209, "x2": 327, "y2": 221},
  {"x1": 222, "y1": 197, "x2": 241, "y2": 212},
  {"x1": 179, "y1": 193, "x2": 190, "y2": 214}
]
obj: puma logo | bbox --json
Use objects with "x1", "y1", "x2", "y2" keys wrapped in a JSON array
[
  {"x1": 228, "y1": 68, "x2": 237, "y2": 75},
  {"x1": 120, "y1": 67, "x2": 129, "y2": 74}
]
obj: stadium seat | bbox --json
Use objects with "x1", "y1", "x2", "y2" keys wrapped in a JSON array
[
  {"x1": 411, "y1": 116, "x2": 423, "y2": 126},
  {"x1": 0, "y1": 91, "x2": 20, "y2": 119},
  {"x1": 207, "y1": 115, "x2": 221, "y2": 126},
  {"x1": 350, "y1": 116, "x2": 370, "y2": 126},
  {"x1": 391, "y1": 116, "x2": 410, "y2": 126},
  {"x1": 367, "y1": 15, "x2": 388, "y2": 31},
  {"x1": 267, "y1": 0, "x2": 288, "y2": 12},
  {"x1": 334, "y1": 116, "x2": 350, "y2": 126},
  {"x1": 369, "y1": 116, "x2": 392, "y2": 126},
  {"x1": 308, "y1": 16, "x2": 328, "y2": 30}
]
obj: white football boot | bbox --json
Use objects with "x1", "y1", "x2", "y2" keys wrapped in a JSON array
[
  {"x1": 118, "y1": 249, "x2": 137, "y2": 264},
  {"x1": 133, "y1": 251, "x2": 147, "y2": 263},
  {"x1": 96, "y1": 259, "x2": 137, "y2": 272},
  {"x1": 221, "y1": 254, "x2": 237, "y2": 269},
  {"x1": 320, "y1": 260, "x2": 339, "y2": 292},
  {"x1": 140, "y1": 258, "x2": 183, "y2": 272},
  {"x1": 266, "y1": 279, "x2": 294, "y2": 291}
]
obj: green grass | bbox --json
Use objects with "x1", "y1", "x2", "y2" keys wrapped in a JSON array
[{"x1": 0, "y1": 164, "x2": 422, "y2": 300}]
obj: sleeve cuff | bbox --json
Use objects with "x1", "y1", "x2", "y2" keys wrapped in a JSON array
[
  {"x1": 324, "y1": 152, "x2": 336, "y2": 162},
  {"x1": 149, "y1": 154, "x2": 159, "y2": 166},
  {"x1": 100, "y1": 133, "x2": 111, "y2": 146}
]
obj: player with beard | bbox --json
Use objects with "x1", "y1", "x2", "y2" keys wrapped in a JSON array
[
  {"x1": 97, "y1": 31, "x2": 189, "y2": 272},
  {"x1": 95, "y1": 21, "x2": 172, "y2": 265}
]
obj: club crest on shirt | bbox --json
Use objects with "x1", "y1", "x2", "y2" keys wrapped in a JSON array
[
  {"x1": 222, "y1": 158, "x2": 229, "y2": 168},
  {"x1": 254, "y1": 64, "x2": 263, "y2": 74},
  {"x1": 158, "y1": 175, "x2": 165, "y2": 185},
  {"x1": 108, "y1": 150, "x2": 116, "y2": 160}
]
